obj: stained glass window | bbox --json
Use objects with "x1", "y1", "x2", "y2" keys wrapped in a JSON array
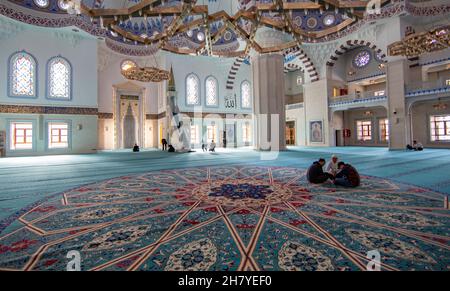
[
  {"x1": 323, "y1": 14, "x2": 336, "y2": 26},
  {"x1": 205, "y1": 76, "x2": 218, "y2": 106},
  {"x1": 9, "y1": 51, "x2": 37, "y2": 98},
  {"x1": 48, "y1": 57, "x2": 71, "y2": 99},
  {"x1": 58, "y1": 0, "x2": 70, "y2": 10},
  {"x1": 186, "y1": 74, "x2": 200, "y2": 105},
  {"x1": 34, "y1": 0, "x2": 49, "y2": 8},
  {"x1": 353, "y1": 50, "x2": 371, "y2": 68},
  {"x1": 241, "y1": 81, "x2": 251, "y2": 109}
]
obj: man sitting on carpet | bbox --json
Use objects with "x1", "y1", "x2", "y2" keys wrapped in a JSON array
[
  {"x1": 307, "y1": 158, "x2": 334, "y2": 184},
  {"x1": 325, "y1": 154, "x2": 339, "y2": 176},
  {"x1": 406, "y1": 140, "x2": 424, "y2": 151},
  {"x1": 334, "y1": 162, "x2": 360, "y2": 188},
  {"x1": 209, "y1": 140, "x2": 216, "y2": 152}
]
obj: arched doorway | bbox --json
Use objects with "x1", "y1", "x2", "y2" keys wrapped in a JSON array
[{"x1": 113, "y1": 82, "x2": 146, "y2": 149}]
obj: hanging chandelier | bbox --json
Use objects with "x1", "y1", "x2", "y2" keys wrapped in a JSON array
[
  {"x1": 121, "y1": 63, "x2": 170, "y2": 83},
  {"x1": 433, "y1": 99, "x2": 448, "y2": 111},
  {"x1": 388, "y1": 25, "x2": 449, "y2": 57}
]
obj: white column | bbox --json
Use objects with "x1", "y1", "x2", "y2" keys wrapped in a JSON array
[
  {"x1": 252, "y1": 54, "x2": 286, "y2": 151},
  {"x1": 386, "y1": 59, "x2": 408, "y2": 150}
]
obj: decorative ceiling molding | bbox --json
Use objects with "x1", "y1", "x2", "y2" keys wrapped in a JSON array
[
  {"x1": 405, "y1": 0, "x2": 450, "y2": 16},
  {"x1": 1, "y1": 0, "x2": 446, "y2": 58},
  {"x1": 302, "y1": 42, "x2": 338, "y2": 78},
  {"x1": 325, "y1": 39, "x2": 388, "y2": 69},
  {"x1": 283, "y1": 46, "x2": 320, "y2": 82},
  {"x1": 0, "y1": 0, "x2": 405, "y2": 58}
]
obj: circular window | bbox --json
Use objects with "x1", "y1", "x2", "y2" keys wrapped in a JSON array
[
  {"x1": 186, "y1": 30, "x2": 193, "y2": 38},
  {"x1": 323, "y1": 14, "x2": 336, "y2": 26},
  {"x1": 197, "y1": 31, "x2": 205, "y2": 42},
  {"x1": 306, "y1": 17, "x2": 318, "y2": 29},
  {"x1": 353, "y1": 50, "x2": 371, "y2": 68},
  {"x1": 58, "y1": 0, "x2": 71, "y2": 10},
  {"x1": 374, "y1": 51, "x2": 384, "y2": 62},
  {"x1": 34, "y1": 0, "x2": 49, "y2": 8},
  {"x1": 223, "y1": 31, "x2": 232, "y2": 41},
  {"x1": 293, "y1": 16, "x2": 302, "y2": 27},
  {"x1": 121, "y1": 60, "x2": 137, "y2": 71}
]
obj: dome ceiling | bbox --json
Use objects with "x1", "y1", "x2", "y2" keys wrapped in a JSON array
[{"x1": 5, "y1": 0, "x2": 393, "y2": 57}]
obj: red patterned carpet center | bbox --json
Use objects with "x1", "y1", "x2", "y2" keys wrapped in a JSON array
[
  {"x1": 0, "y1": 166, "x2": 449, "y2": 271},
  {"x1": 193, "y1": 178, "x2": 293, "y2": 207}
]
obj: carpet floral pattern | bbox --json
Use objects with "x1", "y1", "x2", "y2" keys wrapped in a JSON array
[{"x1": 0, "y1": 166, "x2": 448, "y2": 271}]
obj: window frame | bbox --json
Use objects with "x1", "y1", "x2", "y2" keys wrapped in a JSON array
[
  {"x1": 240, "y1": 80, "x2": 252, "y2": 109},
  {"x1": 6, "y1": 119, "x2": 37, "y2": 152},
  {"x1": 242, "y1": 122, "x2": 252, "y2": 144},
  {"x1": 356, "y1": 119, "x2": 373, "y2": 142},
  {"x1": 46, "y1": 120, "x2": 72, "y2": 151},
  {"x1": 378, "y1": 118, "x2": 389, "y2": 143},
  {"x1": 352, "y1": 49, "x2": 372, "y2": 69},
  {"x1": 206, "y1": 124, "x2": 217, "y2": 143},
  {"x1": 185, "y1": 73, "x2": 201, "y2": 106},
  {"x1": 46, "y1": 56, "x2": 73, "y2": 101},
  {"x1": 429, "y1": 114, "x2": 450, "y2": 143},
  {"x1": 204, "y1": 75, "x2": 219, "y2": 107},
  {"x1": 190, "y1": 124, "x2": 199, "y2": 145},
  {"x1": 8, "y1": 51, "x2": 38, "y2": 99}
]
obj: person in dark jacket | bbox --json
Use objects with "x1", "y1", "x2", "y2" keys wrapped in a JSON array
[
  {"x1": 334, "y1": 162, "x2": 360, "y2": 187},
  {"x1": 307, "y1": 158, "x2": 334, "y2": 184},
  {"x1": 161, "y1": 139, "x2": 168, "y2": 151},
  {"x1": 132, "y1": 144, "x2": 140, "y2": 152},
  {"x1": 168, "y1": 144, "x2": 175, "y2": 152}
]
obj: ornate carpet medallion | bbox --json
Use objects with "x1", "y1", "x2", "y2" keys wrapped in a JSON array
[{"x1": 0, "y1": 166, "x2": 448, "y2": 271}]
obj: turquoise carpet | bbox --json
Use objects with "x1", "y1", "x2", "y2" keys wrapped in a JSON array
[
  {"x1": 0, "y1": 165, "x2": 449, "y2": 271},
  {"x1": 0, "y1": 148, "x2": 449, "y2": 271},
  {"x1": 0, "y1": 146, "x2": 449, "y2": 223}
]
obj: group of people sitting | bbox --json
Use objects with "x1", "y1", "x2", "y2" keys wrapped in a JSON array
[
  {"x1": 406, "y1": 140, "x2": 424, "y2": 151},
  {"x1": 201, "y1": 140, "x2": 216, "y2": 152},
  {"x1": 307, "y1": 155, "x2": 360, "y2": 188}
]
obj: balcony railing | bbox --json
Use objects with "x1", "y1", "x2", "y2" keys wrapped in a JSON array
[
  {"x1": 329, "y1": 90, "x2": 387, "y2": 106},
  {"x1": 405, "y1": 79, "x2": 450, "y2": 96}
]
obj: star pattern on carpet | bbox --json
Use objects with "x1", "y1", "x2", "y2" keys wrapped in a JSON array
[{"x1": 0, "y1": 166, "x2": 448, "y2": 271}]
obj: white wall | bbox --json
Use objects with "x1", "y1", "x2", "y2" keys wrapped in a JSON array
[
  {"x1": 0, "y1": 17, "x2": 98, "y2": 108},
  {"x1": 165, "y1": 53, "x2": 253, "y2": 114},
  {"x1": 0, "y1": 16, "x2": 99, "y2": 156}
]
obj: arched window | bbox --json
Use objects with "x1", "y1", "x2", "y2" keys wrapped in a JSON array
[
  {"x1": 186, "y1": 73, "x2": 200, "y2": 105},
  {"x1": 47, "y1": 56, "x2": 72, "y2": 100},
  {"x1": 241, "y1": 81, "x2": 252, "y2": 109},
  {"x1": 9, "y1": 51, "x2": 37, "y2": 98},
  {"x1": 34, "y1": 0, "x2": 49, "y2": 8},
  {"x1": 205, "y1": 76, "x2": 218, "y2": 106}
]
